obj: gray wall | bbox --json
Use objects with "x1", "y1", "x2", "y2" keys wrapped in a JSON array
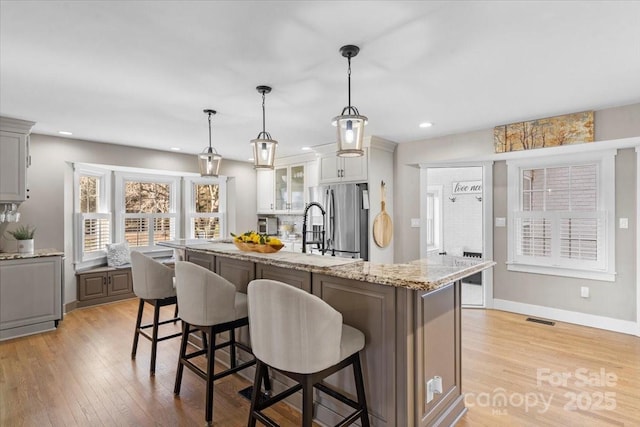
[
  {"x1": 0, "y1": 133, "x2": 256, "y2": 304},
  {"x1": 395, "y1": 103, "x2": 640, "y2": 321}
]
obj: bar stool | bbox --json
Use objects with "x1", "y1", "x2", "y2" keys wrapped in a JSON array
[
  {"x1": 247, "y1": 279, "x2": 370, "y2": 427},
  {"x1": 173, "y1": 261, "x2": 266, "y2": 426},
  {"x1": 130, "y1": 251, "x2": 181, "y2": 375}
]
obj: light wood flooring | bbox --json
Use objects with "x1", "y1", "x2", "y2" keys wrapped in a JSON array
[{"x1": 1, "y1": 299, "x2": 638, "y2": 426}]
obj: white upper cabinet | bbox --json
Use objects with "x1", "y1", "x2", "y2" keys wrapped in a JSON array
[
  {"x1": 318, "y1": 150, "x2": 368, "y2": 184},
  {"x1": 0, "y1": 117, "x2": 35, "y2": 203},
  {"x1": 256, "y1": 169, "x2": 275, "y2": 214}
]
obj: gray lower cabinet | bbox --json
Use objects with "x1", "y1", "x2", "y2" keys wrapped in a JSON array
[
  {"x1": 255, "y1": 263, "x2": 311, "y2": 292},
  {"x1": 185, "y1": 250, "x2": 215, "y2": 271},
  {"x1": 76, "y1": 267, "x2": 133, "y2": 308},
  {"x1": 215, "y1": 256, "x2": 254, "y2": 293},
  {"x1": 416, "y1": 281, "x2": 463, "y2": 426},
  {"x1": 0, "y1": 256, "x2": 63, "y2": 340},
  {"x1": 313, "y1": 273, "x2": 397, "y2": 427}
]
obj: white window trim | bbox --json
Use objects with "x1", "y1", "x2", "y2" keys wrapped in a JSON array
[
  {"x1": 73, "y1": 164, "x2": 112, "y2": 268},
  {"x1": 506, "y1": 149, "x2": 616, "y2": 281},
  {"x1": 114, "y1": 171, "x2": 181, "y2": 252},
  {"x1": 183, "y1": 176, "x2": 228, "y2": 239},
  {"x1": 425, "y1": 185, "x2": 443, "y2": 254}
]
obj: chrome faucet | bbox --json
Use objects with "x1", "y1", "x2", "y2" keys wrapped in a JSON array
[{"x1": 301, "y1": 202, "x2": 326, "y2": 254}]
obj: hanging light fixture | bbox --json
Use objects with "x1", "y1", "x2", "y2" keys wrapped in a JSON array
[
  {"x1": 198, "y1": 109, "x2": 222, "y2": 177},
  {"x1": 332, "y1": 44, "x2": 367, "y2": 157},
  {"x1": 250, "y1": 85, "x2": 278, "y2": 169}
]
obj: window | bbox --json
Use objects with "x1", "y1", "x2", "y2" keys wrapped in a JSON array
[
  {"x1": 74, "y1": 164, "x2": 228, "y2": 266},
  {"x1": 184, "y1": 177, "x2": 227, "y2": 239},
  {"x1": 115, "y1": 173, "x2": 180, "y2": 251},
  {"x1": 507, "y1": 150, "x2": 616, "y2": 281},
  {"x1": 74, "y1": 166, "x2": 111, "y2": 264}
]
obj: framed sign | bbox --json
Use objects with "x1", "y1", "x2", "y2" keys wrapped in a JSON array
[{"x1": 452, "y1": 181, "x2": 482, "y2": 194}]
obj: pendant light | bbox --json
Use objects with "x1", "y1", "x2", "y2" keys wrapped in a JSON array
[
  {"x1": 332, "y1": 45, "x2": 367, "y2": 157},
  {"x1": 198, "y1": 109, "x2": 222, "y2": 177},
  {"x1": 250, "y1": 85, "x2": 278, "y2": 169}
]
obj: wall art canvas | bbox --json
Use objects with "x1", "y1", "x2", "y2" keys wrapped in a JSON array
[{"x1": 493, "y1": 111, "x2": 594, "y2": 153}]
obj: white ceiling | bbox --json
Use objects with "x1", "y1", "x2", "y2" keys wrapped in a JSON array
[{"x1": 1, "y1": 1, "x2": 639, "y2": 163}]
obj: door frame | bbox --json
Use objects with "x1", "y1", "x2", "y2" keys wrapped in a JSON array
[
  {"x1": 419, "y1": 161, "x2": 494, "y2": 308},
  {"x1": 636, "y1": 147, "x2": 640, "y2": 337}
]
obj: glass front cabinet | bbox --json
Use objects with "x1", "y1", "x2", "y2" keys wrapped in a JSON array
[{"x1": 274, "y1": 164, "x2": 305, "y2": 213}]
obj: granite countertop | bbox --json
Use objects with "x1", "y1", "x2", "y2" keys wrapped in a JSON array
[
  {"x1": 0, "y1": 248, "x2": 64, "y2": 260},
  {"x1": 164, "y1": 241, "x2": 362, "y2": 271},
  {"x1": 160, "y1": 240, "x2": 495, "y2": 291}
]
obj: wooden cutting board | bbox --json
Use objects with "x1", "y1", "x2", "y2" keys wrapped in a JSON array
[{"x1": 373, "y1": 181, "x2": 393, "y2": 248}]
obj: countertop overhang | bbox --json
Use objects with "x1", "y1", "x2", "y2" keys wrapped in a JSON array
[{"x1": 161, "y1": 240, "x2": 495, "y2": 292}]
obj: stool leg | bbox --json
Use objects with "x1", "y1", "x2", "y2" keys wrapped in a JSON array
[
  {"x1": 201, "y1": 330, "x2": 208, "y2": 352},
  {"x1": 247, "y1": 360, "x2": 265, "y2": 427},
  {"x1": 174, "y1": 321, "x2": 190, "y2": 395},
  {"x1": 173, "y1": 303, "x2": 179, "y2": 324},
  {"x1": 131, "y1": 299, "x2": 144, "y2": 359},
  {"x1": 301, "y1": 375, "x2": 314, "y2": 427},
  {"x1": 205, "y1": 327, "x2": 216, "y2": 425},
  {"x1": 229, "y1": 328, "x2": 237, "y2": 368},
  {"x1": 150, "y1": 301, "x2": 161, "y2": 375},
  {"x1": 262, "y1": 365, "x2": 272, "y2": 396},
  {"x1": 353, "y1": 353, "x2": 370, "y2": 427}
]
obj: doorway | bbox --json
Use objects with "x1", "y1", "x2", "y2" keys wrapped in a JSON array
[{"x1": 420, "y1": 163, "x2": 493, "y2": 308}]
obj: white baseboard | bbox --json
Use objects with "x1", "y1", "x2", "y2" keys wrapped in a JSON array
[{"x1": 493, "y1": 299, "x2": 640, "y2": 336}]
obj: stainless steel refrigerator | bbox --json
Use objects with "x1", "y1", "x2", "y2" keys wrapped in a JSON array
[{"x1": 308, "y1": 183, "x2": 369, "y2": 260}]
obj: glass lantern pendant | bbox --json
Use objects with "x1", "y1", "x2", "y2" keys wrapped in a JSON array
[
  {"x1": 199, "y1": 109, "x2": 222, "y2": 177},
  {"x1": 332, "y1": 45, "x2": 367, "y2": 157},
  {"x1": 250, "y1": 85, "x2": 278, "y2": 169}
]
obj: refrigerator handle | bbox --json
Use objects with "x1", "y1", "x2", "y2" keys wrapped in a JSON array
[
  {"x1": 325, "y1": 189, "x2": 330, "y2": 246},
  {"x1": 329, "y1": 189, "x2": 336, "y2": 255}
]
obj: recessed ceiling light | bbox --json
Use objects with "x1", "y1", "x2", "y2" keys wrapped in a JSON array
[
  {"x1": 419, "y1": 122, "x2": 433, "y2": 128},
  {"x1": 58, "y1": 131, "x2": 73, "y2": 135},
  {"x1": 170, "y1": 147, "x2": 181, "y2": 151},
  {"x1": 248, "y1": 158, "x2": 254, "y2": 162},
  {"x1": 301, "y1": 146, "x2": 311, "y2": 151}
]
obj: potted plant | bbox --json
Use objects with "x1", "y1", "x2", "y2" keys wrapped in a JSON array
[{"x1": 6, "y1": 224, "x2": 36, "y2": 254}]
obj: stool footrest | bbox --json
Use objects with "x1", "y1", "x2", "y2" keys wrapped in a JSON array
[
  {"x1": 138, "y1": 329, "x2": 182, "y2": 343},
  {"x1": 255, "y1": 383, "x2": 302, "y2": 410},
  {"x1": 315, "y1": 382, "x2": 360, "y2": 410}
]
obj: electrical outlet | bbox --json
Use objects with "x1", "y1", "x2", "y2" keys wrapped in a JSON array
[
  {"x1": 581, "y1": 286, "x2": 589, "y2": 298},
  {"x1": 411, "y1": 218, "x2": 420, "y2": 228},
  {"x1": 495, "y1": 217, "x2": 506, "y2": 227},
  {"x1": 426, "y1": 378, "x2": 434, "y2": 403},
  {"x1": 619, "y1": 218, "x2": 628, "y2": 229},
  {"x1": 426, "y1": 376, "x2": 443, "y2": 403}
]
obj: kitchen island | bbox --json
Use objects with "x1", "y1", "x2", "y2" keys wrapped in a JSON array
[{"x1": 161, "y1": 240, "x2": 494, "y2": 427}]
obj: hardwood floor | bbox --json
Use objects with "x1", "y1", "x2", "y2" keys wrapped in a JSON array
[
  {"x1": 1, "y1": 299, "x2": 638, "y2": 426},
  {"x1": 458, "y1": 309, "x2": 640, "y2": 427}
]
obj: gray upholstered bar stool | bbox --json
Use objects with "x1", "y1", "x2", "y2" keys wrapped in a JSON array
[
  {"x1": 247, "y1": 279, "x2": 370, "y2": 427},
  {"x1": 174, "y1": 261, "x2": 265, "y2": 426},
  {"x1": 130, "y1": 251, "x2": 181, "y2": 375}
]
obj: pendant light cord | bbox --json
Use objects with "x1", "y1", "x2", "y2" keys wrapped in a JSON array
[
  {"x1": 207, "y1": 111, "x2": 213, "y2": 150},
  {"x1": 262, "y1": 91, "x2": 266, "y2": 134},
  {"x1": 347, "y1": 56, "x2": 352, "y2": 108}
]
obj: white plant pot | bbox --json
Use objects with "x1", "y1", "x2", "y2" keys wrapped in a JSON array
[{"x1": 17, "y1": 239, "x2": 34, "y2": 254}]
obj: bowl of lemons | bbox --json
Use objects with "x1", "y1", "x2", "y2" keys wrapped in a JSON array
[{"x1": 231, "y1": 231, "x2": 284, "y2": 253}]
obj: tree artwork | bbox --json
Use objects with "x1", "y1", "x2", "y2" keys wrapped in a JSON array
[{"x1": 493, "y1": 111, "x2": 594, "y2": 153}]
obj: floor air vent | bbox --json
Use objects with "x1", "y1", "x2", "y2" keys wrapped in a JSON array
[{"x1": 526, "y1": 317, "x2": 555, "y2": 326}]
